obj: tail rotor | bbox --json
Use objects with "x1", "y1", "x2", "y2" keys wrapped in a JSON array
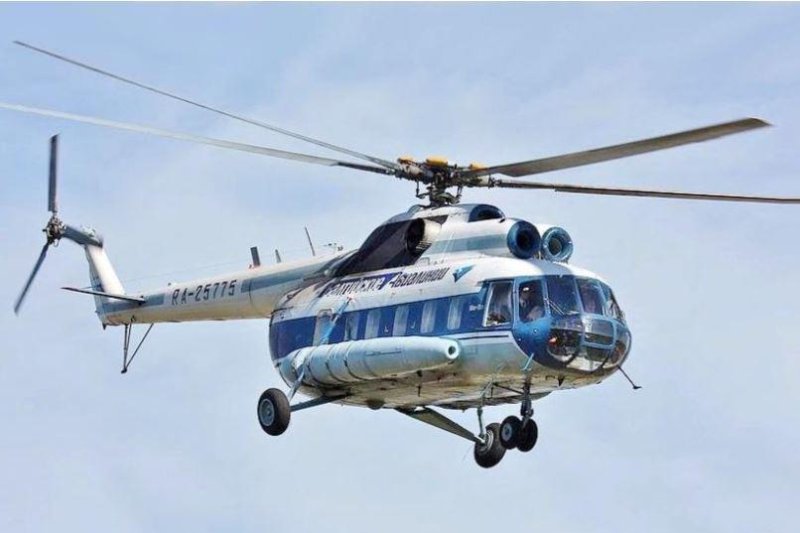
[{"x1": 14, "y1": 135, "x2": 66, "y2": 314}]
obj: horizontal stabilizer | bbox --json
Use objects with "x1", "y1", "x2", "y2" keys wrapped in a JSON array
[{"x1": 62, "y1": 286, "x2": 145, "y2": 303}]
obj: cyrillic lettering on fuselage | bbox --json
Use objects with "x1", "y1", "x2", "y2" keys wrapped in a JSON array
[{"x1": 318, "y1": 267, "x2": 450, "y2": 298}]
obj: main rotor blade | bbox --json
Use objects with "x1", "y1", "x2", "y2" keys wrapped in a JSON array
[
  {"x1": 461, "y1": 118, "x2": 770, "y2": 179},
  {"x1": 482, "y1": 178, "x2": 800, "y2": 204},
  {"x1": 48, "y1": 134, "x2": 58, "y2": 214},
  {"x1": 14, "y1": 243, "x2": 50, "y2": 314},
  {"x1": 14, "y1": 41, "x2": 400, "y2": 171},
  {"x1": 0, "y1": 102, "x2": 391, "y2": 175}
]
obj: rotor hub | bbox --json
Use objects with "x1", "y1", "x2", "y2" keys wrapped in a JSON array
[
  {"x1": 394, "y1": 156, "x2": 486, "y2": 206},
  {"x1": 43, "y1": 215, "x2": 64, "y2": 244}
]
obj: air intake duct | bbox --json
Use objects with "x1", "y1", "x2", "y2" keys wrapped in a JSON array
[
  {"x1": 534, "y1": 225, "x2": 574, "y2": 262},
  {"x1": 405, "y1": 218, "x2": 442, "y2": 255},
  {"x1": 506, "y1": 220, "x2": 540, "y2": 259}
]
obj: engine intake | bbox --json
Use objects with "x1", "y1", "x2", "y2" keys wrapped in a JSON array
[
  {"x1": 506, "y1": 220, "x2": 540, "y2": 259},
  {"x1": 535, "y1": 225, "x2": 574, "y2": 262},
  {"x1": 405, "y1": 218, "x2": 442, "y2": 255}
]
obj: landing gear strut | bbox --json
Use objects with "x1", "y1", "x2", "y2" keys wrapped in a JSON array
[
  {"x1": 498, "y1": 382, "x2": 539, "y2": 452},
  {"x1": 400, "y1": 392, "x2": 541, "y2": 469},
  {"x1": 257, "y1": 388, "x2": 347, "y2": 437}
]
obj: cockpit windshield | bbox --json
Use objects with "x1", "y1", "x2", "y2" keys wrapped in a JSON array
[
  {"x1": 543, "y1": 275, "x2": 625, "y2": 323},
  {"x1": 545, "y1": 276, "x2": 581, "y2": 315}
]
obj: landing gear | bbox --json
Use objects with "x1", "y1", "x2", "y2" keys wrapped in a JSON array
[
  {"x1": 498, "y1": 414, "x2": 539, "y2": 452},
  {"x1": 517, "y1": 419, "x2": 538, "y2": 452},
  {"x1": 473, "y1": 423, "x2": 506, "y2": 468},
  {"x1": 499, "y1": 415, "x2": 522, "y2": 449},
  {"x1": 257, "y1": 388, "x2": 291, "y2": 436},
  {"x1": 257, "y1": 389, "x2": 347, "y2": 437}
]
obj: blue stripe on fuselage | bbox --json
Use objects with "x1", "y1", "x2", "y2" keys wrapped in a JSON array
[{"x1": 268, "y1": 289, "x2": 508, "y2": 361}]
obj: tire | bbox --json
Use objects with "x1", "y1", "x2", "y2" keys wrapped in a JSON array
[
  {"x1": 257, "y1": 388, "x2": 291, "y2": 436},
  {"x1": 499, "y1": 415, "x2": 522, "y2": 449},
  {"x1": 517, "y1": 419, "x2": 538, "y2": 453},
  {"x1": 474, "y1": 423, "x2": 506, "y2": 468}
]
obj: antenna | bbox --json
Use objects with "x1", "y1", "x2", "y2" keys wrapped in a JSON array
[
  {"x1": 274, "y1": 249, "x2": 282, "y2": 263},
  {"x1": 250, "y1": 246, "x2": 261, "y2": 268},
  {"x1": 304, "y1": 227, "x2": 316, "y2": 257}
]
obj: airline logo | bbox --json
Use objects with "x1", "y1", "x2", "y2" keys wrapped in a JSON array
[
  {"x1": 319, "y1": 267, "x2": 451, "y2": 298},
  {"x1": 452, "y1": 265, "x2": 474, "y2": 282}
]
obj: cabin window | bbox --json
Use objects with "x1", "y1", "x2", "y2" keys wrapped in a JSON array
[
  {"x1": 365, "y1": 309, "x2": 381, "y2": 339},
  {"x1": 380, "y1": 308, "x2": 393, "y2": 337},
  {"x1": 393, "y1": 305, "x2": 409, "y2": 336},
  {"x1": 447, "y1": 296, "x2": 466, "y2": 330},
  {"x1": 313, "y1": 311, "x2": 333, "y2": 345},
  {"x1": 484, "y1": 281, "x2": 513, "y2": 326},
  {"x1": 421, "y1": 301, "x2": 437, "y2": 333},
  {"x1": 344, "y1": 312, "x2": 360, "y2": 341},
  {"x1": 518, "y1": 280, "x2": 546, "y2": 322}
]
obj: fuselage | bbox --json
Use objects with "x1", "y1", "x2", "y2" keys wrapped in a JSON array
[
  {"x1": 269, "y1": 255, "x2": 631, "y2": 409},
  {"x1": 91, "y1": 202, "x2": 631, "y2": 411}
]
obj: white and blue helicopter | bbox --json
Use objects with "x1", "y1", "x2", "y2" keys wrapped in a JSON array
[{"x1": 6, "y1": 42, "x2": 799, "y2": 468}]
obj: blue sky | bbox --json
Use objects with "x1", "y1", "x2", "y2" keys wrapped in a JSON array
[{"x1": 1, "y1": 3, "x2": 799, "y2": 532}]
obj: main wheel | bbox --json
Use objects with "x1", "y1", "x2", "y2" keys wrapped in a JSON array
[
  {"x1": 517, "y1": 419, "x2": 539, "y2": 452},
  {"x1": 499, "y1": 415, "x2": 522, "y2": 449},
  {"x1": 257, "y1": 388, "x2": 291, "y2": 436},
  {"x1": 474, "y1": 423, "x2": 506, "y2": 468}
]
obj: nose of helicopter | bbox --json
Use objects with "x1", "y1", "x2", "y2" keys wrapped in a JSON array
[
  {"x1": 516, "y1": 313, "x2": 632, "y2": 373},
  {"x1": 546, "y1": 314, "x2": 631, "y2": 372}
]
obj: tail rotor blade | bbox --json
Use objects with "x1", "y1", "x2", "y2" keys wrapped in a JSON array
[
  {"x1": 14, "y1": 243, "x2": 50, "y2": 315},
  {"x1": 48, "y1": 134, "x2": 58, "y2": 214}
]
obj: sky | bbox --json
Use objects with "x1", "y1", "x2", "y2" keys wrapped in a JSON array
[{"x1": 0, "y1": 3, "x2": 799, "y2": 532}]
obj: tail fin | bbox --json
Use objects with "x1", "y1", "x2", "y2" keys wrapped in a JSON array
[{"x1": 84, "y1": 243, "x2": 125, "y2": 320}]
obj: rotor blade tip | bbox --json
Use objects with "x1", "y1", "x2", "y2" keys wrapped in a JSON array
[{"x1": 745, "y1": 117, "x2": 771, "y2": 128}]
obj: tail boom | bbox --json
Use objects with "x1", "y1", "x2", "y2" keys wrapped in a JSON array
[{"x1": 96, "y1": 253, "x2": 343, "y2": 326}]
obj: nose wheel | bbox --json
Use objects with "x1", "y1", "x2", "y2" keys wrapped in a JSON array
[
  {"x1": 473, "y1": 415, "x2": 539, "y2": 468},
  {"x1": 499, "y1": 415, "x2": 538, "y2": 452},
  {"x1": 474, "y1": 382, "x2": 539, "y2": 466},
  {"x1": 499, "y1": 415, "x2": 521, "y2": 448}
]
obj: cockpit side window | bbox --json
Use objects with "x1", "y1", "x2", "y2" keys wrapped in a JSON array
[
  {"x1": 518, "y1": 280, "x2": 545, "y2": 322},
  {"x1": 545, "y1": 276, "x2": 580, "y2": 316},
  {"x1": 599, "y1": 283, "x2": 625, "y2": 322},
  {"x1": 576, "y1": 278, "x2": 605, "y2": 315},
  {"x1": 484, "y1": 281, "x2": 513, "y2": 326}
]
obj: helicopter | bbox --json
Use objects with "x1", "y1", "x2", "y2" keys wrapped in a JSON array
[{"x1": 4, "y1": 42, "x2": 799, "y2": 468}]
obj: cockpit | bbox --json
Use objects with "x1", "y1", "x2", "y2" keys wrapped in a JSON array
[{"x1": 486, "y1": 275, "x2": 632, "y2": 373}]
